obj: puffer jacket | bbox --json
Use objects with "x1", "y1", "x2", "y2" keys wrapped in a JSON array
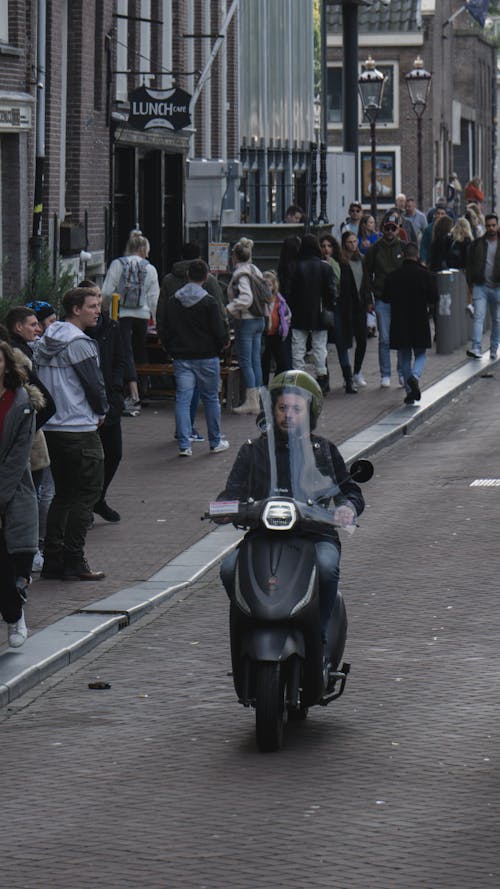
[{"x1": 0, "y1": 385, "x2": 38, "y2": 554}]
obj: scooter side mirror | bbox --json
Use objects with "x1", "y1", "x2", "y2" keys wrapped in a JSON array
[{"x1": 349, "y1": 459, "x2": 374, "y2": 483}]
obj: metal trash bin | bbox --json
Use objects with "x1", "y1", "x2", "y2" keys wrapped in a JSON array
[{"x1": 435, "y1": 270, "x2": 466, "y2": 354}]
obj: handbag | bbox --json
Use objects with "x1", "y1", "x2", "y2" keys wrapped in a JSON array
[{"x1": 319, "y1": 297, "x2": 335, "y2": 330}]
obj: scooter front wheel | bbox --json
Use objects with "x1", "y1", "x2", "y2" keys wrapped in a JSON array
[{"x1": 255, "y1": 661, "x2": 287, "y2": 752}]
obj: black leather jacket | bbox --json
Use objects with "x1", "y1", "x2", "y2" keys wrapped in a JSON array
[{"x1": 218, "y1": 432, "x2": 364, "y2": 543}]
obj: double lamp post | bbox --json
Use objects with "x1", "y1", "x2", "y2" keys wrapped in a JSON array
[{"x1": 357, "y1": 55, "x2": 432, "y2": 219}]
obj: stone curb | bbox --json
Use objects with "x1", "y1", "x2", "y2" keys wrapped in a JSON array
[{"x1": 0, "y1": 351, "x2": 494, "y2": 707}]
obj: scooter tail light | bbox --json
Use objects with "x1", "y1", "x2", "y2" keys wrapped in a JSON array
[
  {"x1": 262, "y1": 500, "x2": 297, "y2": 531},
  {"x1": 234, "y1": 570, "x2": 251, "y2": 615},
  {"x1": 290, "y1": 566, "x2": 317, "y2": 615}
]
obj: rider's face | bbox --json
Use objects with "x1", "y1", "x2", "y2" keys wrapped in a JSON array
[{"x1": 274, "y1": 393, "x2": 309, "y2": 435}]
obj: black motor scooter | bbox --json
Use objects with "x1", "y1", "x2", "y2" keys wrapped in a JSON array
[{"x1": 207, "y1": 390, "x2": 373, "y2": 752}]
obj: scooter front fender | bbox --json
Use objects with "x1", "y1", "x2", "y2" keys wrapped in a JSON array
[{"x1": 241, "y1": 627, "x2": 305, "y2": 663}]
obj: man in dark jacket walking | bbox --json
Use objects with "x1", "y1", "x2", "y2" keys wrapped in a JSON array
[
  {"x1": 287, "y1": 234, "x2": 336, "y2": 393},
  {"x1": 465, "y1": 213, "x2": 500, "y2": 360},
  {"x1": 161, "y1": 260, "x2": 229, "y2": 457},
  {"x1": 383, "y1": 243, "x2": 438, "y2": 405},
  {"x1": 361, "y1": 214, "x2": 405, "y2": 387}
]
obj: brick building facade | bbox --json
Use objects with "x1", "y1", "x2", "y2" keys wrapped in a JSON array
[
  {"x1": 326, "y1": 0, "x2": 496, "y2": 223},
  {"x1": 0, "y1": 0, "x2": 240, "y2": 301}
]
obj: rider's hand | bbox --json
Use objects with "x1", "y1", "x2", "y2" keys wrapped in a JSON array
[{"x1": 333, "y1": 504, "x2": 356, "y2": 528}]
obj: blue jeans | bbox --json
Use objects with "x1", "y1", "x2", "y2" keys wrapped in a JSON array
[
  {"x1": 398, "y1": 347, "x2": 427, "y2": 393},
  {"x1": 234, "y1": 318, "x2": 266, "y2": 388},
  {"x1": 221, "y1": 538, "x2": 340, "y2": 640},
  {"x1": 374, "y1": 300, "x2": 392, "y2": 378},
  {"x1": 174, "y1": 358, "x2": 222, "y2": 450},
  {"x1": 471, "y1": 284, "x2": 500, "y2": 354}
]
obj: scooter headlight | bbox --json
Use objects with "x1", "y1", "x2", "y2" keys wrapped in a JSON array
[{"x1": 262, "y1": 500, "x2": 297, "y2": 531}]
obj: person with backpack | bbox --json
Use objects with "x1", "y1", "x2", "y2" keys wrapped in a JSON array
[
  {"x1": 101, "y1": 230, "x2": 159, "y2": 415},
  {"x1": 226, "y1": 238, "x2": 271, "y2": 414}
]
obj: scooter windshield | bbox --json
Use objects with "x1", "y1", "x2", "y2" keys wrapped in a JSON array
[{"x1": 258, "y1": 387, "x2": 341, "y2": 505}]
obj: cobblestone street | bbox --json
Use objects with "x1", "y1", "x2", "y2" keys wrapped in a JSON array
[{"x1": 1, "y1": 376, "x2": 499, "y2": 888}]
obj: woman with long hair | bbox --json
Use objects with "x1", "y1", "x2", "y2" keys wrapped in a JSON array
[
  {"x1": 357, "y1": 214, "x2": 381, "y2": 255},
  {"x1": 0, "y1": 340, "x2": 40, "y2": 647},
  {"x1": 429, "y1": 215, "x2": 454, "y2": 272},
  {"x1": 227, "y1": 238, "x2": 268, "y2": 413},
  {"x1": 320, "y1": 234, "x2": 357, "y2": 393},
  {"x1": 341, "y1": 231, "x2": 368, "y2": 387}
]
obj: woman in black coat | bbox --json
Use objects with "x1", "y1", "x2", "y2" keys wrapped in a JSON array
[
  {"x1": 287, "y1": 234, "x2": 336, "y2": 393},
  {"x1": 383, "y1": 243, "x2": 438, "y2": 405}
]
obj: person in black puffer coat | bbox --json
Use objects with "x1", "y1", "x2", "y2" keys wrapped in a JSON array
[{"x1": 287, "y1": 235, "x2": 336, "y2": 393}]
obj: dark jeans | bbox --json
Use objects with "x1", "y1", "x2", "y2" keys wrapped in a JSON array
[
  {"x1": 119, "y1": 316, "x2": 149, "y2": 384},
  {"x1": 261, "y1": 335, "x2": 291, "y2": 385},
  {"x1": 352, "y1": 310, "x2": 368, "y2": 375},
  {"x1": 98, "y1": 421, "x2": 123, "y2": 502},
  {"x1": 0, "y1": 531, "x2": 30, "y2": 623},
  {"x1": 44, "y1": 430, "x2": 104, "y2": 561}
]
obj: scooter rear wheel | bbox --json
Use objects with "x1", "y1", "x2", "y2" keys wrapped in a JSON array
[{"x1": 255, "y1": 661, "x2": 287, "y2": 752}]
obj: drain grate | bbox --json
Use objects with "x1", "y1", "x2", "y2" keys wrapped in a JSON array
[{"x1": 470, "y1": 479, "x2": 500, "y2": 487}]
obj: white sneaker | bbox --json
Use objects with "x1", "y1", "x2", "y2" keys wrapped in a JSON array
[
  {"x1": 32, "y1": 549, "x2": 44, "y2": 572},
  {"x1": 8, "y1": 610, "x2": 28, "y2": 648},
  {"x1": 380, "y1": 377, "x2": 391, "y2": 388},
  {"x1": 179, "y1": 448, "x2": 192, "y2": 457},
  {"x1": 352, "y1": 372, "x2": 367, "y2": 387},
  {"x1": 210, "y1": 439, "x2": 230, "y2": 453}
]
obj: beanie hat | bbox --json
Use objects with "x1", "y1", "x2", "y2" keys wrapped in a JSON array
[{"x1": 25, "y1": 300, "x2": 56, "y2": 322}]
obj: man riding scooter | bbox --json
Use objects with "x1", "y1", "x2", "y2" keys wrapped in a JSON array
[{"x1": 218, "y1": 371, "x2": 365, "y2": 643}]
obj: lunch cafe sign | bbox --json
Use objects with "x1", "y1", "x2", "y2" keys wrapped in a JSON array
[{"x1": 128, "y1": 86, "x2": 192, "y2": 132}]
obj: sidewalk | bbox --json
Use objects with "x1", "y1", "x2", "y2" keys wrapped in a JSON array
[{"x1": 0, "y1": 332, "x2": 497, "y2": 703}]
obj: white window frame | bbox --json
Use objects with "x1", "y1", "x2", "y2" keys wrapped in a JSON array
[{"x1": 0, "y1": 0, "x2": 8, "y2": 43}]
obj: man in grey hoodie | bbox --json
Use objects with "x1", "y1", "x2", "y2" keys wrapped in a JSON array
[
  {"x1": 34, "y1": 288, "x2": 109, "y2": 581},
  {"x1": 161, "y1": 260, "x2": 229, "y2": 457}
]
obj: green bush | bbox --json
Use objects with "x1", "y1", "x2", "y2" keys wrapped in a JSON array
[{"x1": 1, "y1": 242, "x2": 75, "y2": 322}]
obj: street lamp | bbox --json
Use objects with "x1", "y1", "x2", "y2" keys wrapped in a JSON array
[
  {"x1": 405, "y1": 56, "x2": 432, "y2": 210},
  {"x1": 358, "y1": 57, "x2": 385, "y2": 219}
]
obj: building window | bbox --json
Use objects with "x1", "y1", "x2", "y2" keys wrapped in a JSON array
[
  {"x1": 327, "y1": 67, "x2": 342, "y2": 124},
  {"x1": 140, "y1": 0, "x2": 153, "y2": 86},
  {"x1": 328, "y1": 62, "x2": 397, "y2": 127},
  {"x1": 0, "y1": 0, "x2": 8, "y2": 43},
  {"x1": 116, "y1": 0, "x2": 128, "y2": 102}
]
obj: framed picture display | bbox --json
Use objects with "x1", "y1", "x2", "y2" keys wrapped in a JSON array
[{"x1": 359, "y1": 148, "x2": 399, "y2": 207}]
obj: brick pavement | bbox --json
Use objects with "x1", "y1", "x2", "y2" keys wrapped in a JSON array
[
  {"x1": 1, "y1": 378, "x2": 499, "y2": 888},
  {"x1": 0, "y1": 333, "x2": 489, "y2": 652}
]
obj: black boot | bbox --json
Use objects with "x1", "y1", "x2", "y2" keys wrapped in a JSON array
[
  {"x1": 317, "y1": 374, "x2": 330, "y2": 394},
  {"x1": 40, "y1": 551, "x2": 65, "y2": 580},
  {"x1": 342, "y1": 365, "x2": 358, "y2": 394}
]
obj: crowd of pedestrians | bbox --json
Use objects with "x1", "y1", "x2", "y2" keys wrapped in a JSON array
[{"x1": 0, "y1": 176, "x2": 496, "y2": 647}]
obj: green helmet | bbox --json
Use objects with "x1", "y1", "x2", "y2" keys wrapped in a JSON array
[{"x1": 268, "y1": 370, "x2": 324, "y2": 422}]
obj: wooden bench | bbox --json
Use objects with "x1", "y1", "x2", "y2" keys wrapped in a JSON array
[{"x1": 135, "y1": 361, "x2": 241, "y2": 410}]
